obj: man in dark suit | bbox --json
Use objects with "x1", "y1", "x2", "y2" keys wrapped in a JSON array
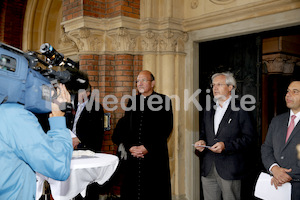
[
  {"x1": 195, "y1": 72, "x2": 255, "y2": 200},
  {"x1": 261, "y1": 80, "x2": 300, "y2": 200},
  {"x1": 72, "y1": 84, "x2": 105, "y2": 200},
  {"x1": 71, "y1": 84, "x2": 104, "y2": 152}
]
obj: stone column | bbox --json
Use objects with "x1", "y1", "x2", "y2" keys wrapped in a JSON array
[{"x1": 141, "y1": 28, "x2": 188, "y2": 199}]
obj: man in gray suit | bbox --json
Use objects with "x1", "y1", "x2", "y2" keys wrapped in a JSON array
[{"x1": 261, "y1": 80, "x2": 300, "y2": 200}]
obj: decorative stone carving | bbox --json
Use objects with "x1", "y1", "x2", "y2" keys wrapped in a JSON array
[
  {"x1": 58, "y1": 26, "x2": 78, "y2": 52},
  {"x1": 140, "y1": 29, "x2": 188, "y2": 53},
  {"x1": 180, "y1": 32, "x2": 189, "y2": 42},
  {"x1": 148, "y1": 30, "x2": 187, "y2": 53},
  {"x1": 75, "y1": 38, "x2": 85, "y2": 51},
  {"x1": 90, "y1": 37, "x2": 104, "y2": 52},
  {"x1": 263, "y1": 53, "x2": 298, "y2": 74},
  {"x1": 264, "y1": 57, "x2": 284, "y2": 74},
  {"x1": 65, "y1": 28, "x2": 105, "y2": 52},
  {"x1": 191, "y1": 0, "x2": 199, "y2": 9},
  {"x1": 283, "y1": 59, "x2": 295, "y2": 74},
  {"x1": 177, "y1": 32, "x2": 189, "y2": 52},
  {"x1": 111, "y1": 27, "x2": 137, "y2": 52},
  {"x1": 141, "y1": 31, "x2": 158, "y2": 52},
  {"x1": 62, "y1": 25, "x2": 188, "y2": 54},
  {"x1": 79, "y1": 28, "x2": 91, "y2": 39},
  {"x1": 158, "y1": 30, "x2": 176, "y2": 52}
]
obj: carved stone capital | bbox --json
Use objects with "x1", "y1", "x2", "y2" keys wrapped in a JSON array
[
  {"x1": 141, "y1": 31, "x2": 158, "y2": 52},
  {"x1": 263, "y1": 53, "x2": 299, "y2": 74},
  {"x1": 158, "y1": 30, "x2": 177, "y2": 52},
  {"x1": 108, "y1": 27, "x2": 138, "y2": 52},
  {"x1": 65, "y1": 28, "x2": 105, "y2": 52},
  {"x1": 141, "y1": 29, "x2": 188, "y2": 53},
  {"x1": 60, "y1": 23, "x2": 188, "y2": 55},
  {"x1": 57, "y1": 26, "x2": 78, "y2": 55}
]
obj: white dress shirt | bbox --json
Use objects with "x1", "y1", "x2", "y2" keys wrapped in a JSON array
[
  {"x1": 214, "y1": 96, "x2": 232, "y2": 134},
  {"x1": 72, "y1": 101, "x2": 87, "y2": 135}
]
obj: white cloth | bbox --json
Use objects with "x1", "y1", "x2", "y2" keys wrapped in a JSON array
[{"x1": 36, "y1": 153, "x2": 119, "y2": 200}]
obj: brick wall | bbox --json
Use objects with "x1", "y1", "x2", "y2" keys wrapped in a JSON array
[
  {"x1": 79, "y1": 54, "x2": 143, "y2": 154},
  {"x1": 62, "y1": 0, "x2": 140, "y2": 21},
  {"x1": 106, "y1": 0, "x2": 140, "y2": 19},
  {"x1": 0, "y1": 0, "x2": 27, "y2": 48}
]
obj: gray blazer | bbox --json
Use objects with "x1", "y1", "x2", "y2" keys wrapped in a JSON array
[{"x1": 261, "y1": 112, "x2": 300, "y2": 180}]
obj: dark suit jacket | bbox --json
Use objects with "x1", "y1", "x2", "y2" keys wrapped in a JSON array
[
  {"x1": 73, "y1": 101, "x2": 104, "y2": 153},
  {"x1": 261, "y1": 112, "x2": 300, "y2": 180},
  {"x1": 199, "y1": 100, "x2": 256, "y2": 180}
]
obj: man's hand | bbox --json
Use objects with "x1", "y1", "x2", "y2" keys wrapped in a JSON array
[
  {"x1": 129, "y1": 145, "x2": 148, "y2": 158},
  {"x1": 271, "y1": 165, "x2": 292, "y2": 187},
  {"x1": 209, "y1": 142, "x2": 225, "y2": 153},
  {"x1": 194, "y1": 140, "x2": 207, "y2": 152},
  {"x1": 50, "y1": 84, "x2": 71, "y2": 117},
  {"x1": 72, "y1": 137, "x2": 81, "y2": 149},
  {"x1": 271, "y1": 177, "x2": 283, "y2": 189}
]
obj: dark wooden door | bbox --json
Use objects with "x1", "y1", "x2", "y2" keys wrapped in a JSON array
[{"x1": 199, "y1": 34, "x2": 262, "y2": 137}]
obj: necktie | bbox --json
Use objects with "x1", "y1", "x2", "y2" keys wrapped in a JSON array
[{"x1": 286, "y1": 115, "x2": 296, "y2": 143}]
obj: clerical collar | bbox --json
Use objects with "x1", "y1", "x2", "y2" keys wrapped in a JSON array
[{"x1": 141, "y1": 91, "x2": 155, "y2": 99}]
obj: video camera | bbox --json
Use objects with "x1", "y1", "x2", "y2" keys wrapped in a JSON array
[{"x1": 0, "y1": 42, "x2": 85, "y2": 113}]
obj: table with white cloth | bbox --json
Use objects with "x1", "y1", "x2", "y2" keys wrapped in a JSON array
[{"x1": 36, "y1": 153, "x2": 119, "y2": 200}]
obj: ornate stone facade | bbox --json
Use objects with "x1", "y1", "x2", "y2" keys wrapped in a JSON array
[{"x1": 59, "y1": 20, "x2": 188, "y2": 55}]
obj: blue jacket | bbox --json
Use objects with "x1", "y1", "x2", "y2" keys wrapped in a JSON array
[{"x1": 0, "y1": 103, "x2": 73, "y2": 200}]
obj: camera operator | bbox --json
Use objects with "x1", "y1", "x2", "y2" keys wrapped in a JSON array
[{"x1": 0, "y1": 83, "x2": 73, "y2": 200}]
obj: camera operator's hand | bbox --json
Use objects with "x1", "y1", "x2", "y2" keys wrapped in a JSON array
[{"x1": 50, "y1": 83, "x2": 71, "y2": 117}]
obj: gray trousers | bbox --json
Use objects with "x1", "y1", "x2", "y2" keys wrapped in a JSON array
[{"x1": 201, "y1": 163, "x2": 241, "y2": 200}]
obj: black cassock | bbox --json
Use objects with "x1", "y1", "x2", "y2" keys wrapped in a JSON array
[{"x1": 115, "y1": 92, "x2": 173, "y2": 200}]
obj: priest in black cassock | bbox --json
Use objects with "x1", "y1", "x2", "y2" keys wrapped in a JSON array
[{"x1": 114, "y1": 70, "x2": 173, "y2": 200}]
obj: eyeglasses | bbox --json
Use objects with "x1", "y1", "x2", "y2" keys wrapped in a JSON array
[
  {"x1": 210, "y1": 83, "x2": 228, "y2": 88},
  {"x1": 136, "y1": 79, "x2": 152, "y2": 83}
]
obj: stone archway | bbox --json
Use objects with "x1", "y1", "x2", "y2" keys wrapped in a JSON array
[{"x1": 22, "y1": 0, "x2": 64, "y2": 52}]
